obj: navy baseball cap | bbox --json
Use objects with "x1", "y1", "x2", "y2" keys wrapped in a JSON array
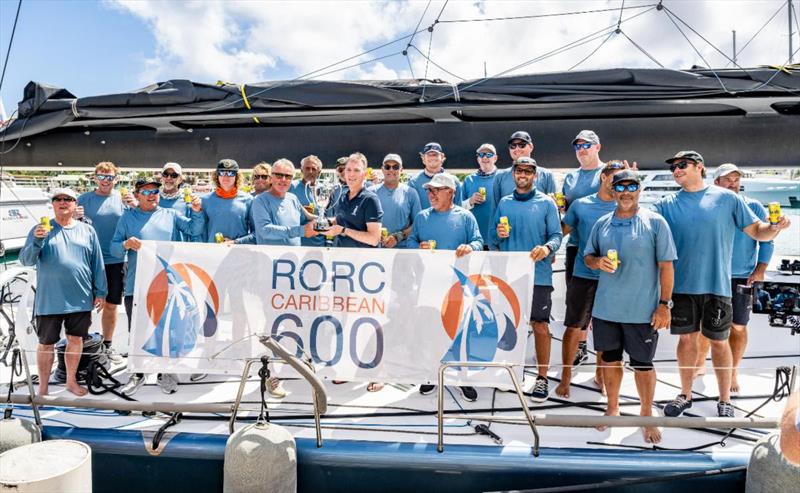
[
  {"x1": 421, "y1": 142, "x2": 444, "y2": 154},
  {"x1": 611, "y1": 170, "x2": 641, "y2": 185},
  {"x1": 665, "y1": 150, "x2": 704, "y2": 164},
  {"x1": 508, "y1": 131, "x2": 532, "y2": 145}
]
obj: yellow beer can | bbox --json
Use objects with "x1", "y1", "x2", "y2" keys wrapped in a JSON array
[
  {"x1": 500, "y1": 216, "x2": 511, "y2": 231},
  {"x1": 768, "y1": 202, "x2": 781, "y2": 225},
  {"x1": 40, "y1": 216, "x2": 52, "y2": 232},
  {"x1": 555, "y1": 192, "x2": 566, "y2": 209},
  {"x1": 183, "y1": 187, "x2": 192, "y2": 203},
  {"x1": 381, "y1": 228, "x2": 389, "y2": 239},
  {"x1": 429, "y1": 240, "x2": 437, "y2": 250},
  {"x1": 119, "y1": 187, "x2": 129, "y2": 196},
  {"x1": 607, "y1": 249, "x2": 619, "y2": 270},
  {"x1": 479, "y1": 187, "x2": 486, "y2": 199},
  {"x1": 215, "y1": 232, "x2": 224, "y2": 243}
]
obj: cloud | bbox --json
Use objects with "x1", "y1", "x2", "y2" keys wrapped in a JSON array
[{"x1": 110, "y1": 0, "x2": 798, "y2": 86}]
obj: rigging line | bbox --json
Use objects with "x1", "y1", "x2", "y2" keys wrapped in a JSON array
[
  {"x1": 568, "y1": 30, "x2": 617, "y2": 71},
  {"x1": 294, "y1": 51, "x2": 404, "y2": 81},
  {"x1": 619, "y1": 30, "x2": 665, "y2": 68},
  {"x1": 405, "y1": 52, "x2": 416, "y2": 79},
  {"x1": 616, "y1": 0, "x2": 626, "y2": 29},
  {"x1": 408, "y1": 45, "x2": 465, "y2": 80},
  {"x1": 662, "y1": 8, "x2": 729, "y2": 93},
  {"x1": 426, "y1": 5, "x2": 656, "y2": 103},
  {"x1": 434, "y1": 0, "x2": 449, "y2": 22},
  {"x1": 438, "y1": 4, "x2": 655, "y2": 24},
  {"x1": 420, "y1": 27, "x2": 435, "y2": 100},
  {"x1": 406, "y1": 0, "x2": 433, "y2": 50},
  {"x1": 724, "y1": 1, "x2": 785, "y2": 68},
  {"x1": 794, "y1": 0, "x2": 800, "y2": 47},
  {"x1": 0, "y1": 0, "x2": 23, "y2": 95},
  {"x1": 741, "y1": 45, "x2": 800, "y2": 93}
]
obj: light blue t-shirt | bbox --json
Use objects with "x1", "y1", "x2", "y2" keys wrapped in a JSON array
[
  {"x1": 407, "y1": 170, "x2": 464, "y2": 210},
  {"x1": 110, "y1": 207, "x2": 205, "y2": 296},
  {"x1": 654, "y1": 186, "x2": 758, "y2": 297},
  {"x1": 368, "y1": 183, "x2": 422, "y2": 248},
  {"x1": 78, "y1": 190, "x2": 126, "y2": 264},
  {"x1": 159, "y1": 193, "x2": 194, "y2": 242},
  {"x1": 251, "y1": 192, "x2": 307, "y2": 246},
  {"x1": 490, "y1": 190, "x2": 562, "y2": 286},
  {"x1": 585, "y1": 208, "x2": 677, "y2": 323},
  {"x1": 462, "y1": 171, "x2": 498, "y2": 243},
  {"x1": 732, "y1": 195, "x2": 774, "y2": 279},
  {"x1": 200, "y1": 191, "x2": 254, "y2": 244},
  {"x1": 562, "y1": 193, "x2": 617, "y2": 280},
  {"x1": 562, "y1": 167, "x2": 603, "y2": 247},
  {"x1": 407, "y1": 206, "x2": 483, "y2": 252},
  {"x1": 20, "y1": 221, "x2": 108, "y2": 315}
]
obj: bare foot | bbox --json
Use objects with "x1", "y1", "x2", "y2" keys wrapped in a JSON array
[
  {"x1": 641, "y1": 426, "x2": 662, "y2": 444},
  {"x1": 555, "y1": 381, "x2": 571, "y2": 398},
  {"x1": 66, "y1": 381, "x2": 88, "y2": 396},
  {"x1": 596, "y1": 407, "x2": 619, "y2": 431},
  {"x1": 367, "y1": 382, "x2": 384, "y2": 392},
  {"x1": 693, "y1": 366, "x2": 706, "y2": 379},
  {"x1": 730, "y1": 371, "x2": 740, "y2": 394},
  {"x1": 38, "y1": 385, "x2": 49, "y2": 396},
  {"x1": 593, "y1": 375, "x2": 606, "y2": 396}
]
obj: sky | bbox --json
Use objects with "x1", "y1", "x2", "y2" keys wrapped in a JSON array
[{"x1": 1, "y1": 0, "x2": 798, "y2": 116}]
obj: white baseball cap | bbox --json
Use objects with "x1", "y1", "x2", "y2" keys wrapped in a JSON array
[
  {"x1": 713, "y1": 163, "x2": 741, "y2": 180},
  {"x1": 162, "y1": 162, "x2": 182, "y2": 174},
  {"x1": 422, "y1": 173, "x2": 457, "y2": 191}
]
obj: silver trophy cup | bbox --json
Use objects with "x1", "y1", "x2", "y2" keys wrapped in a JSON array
[{"x1": 306, "y1": 179, "x2": 337, "y2": 231}]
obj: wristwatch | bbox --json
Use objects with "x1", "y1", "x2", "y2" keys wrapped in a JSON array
[{"x1": 659, "y1": 299, "x2": 674, "y2": 309}]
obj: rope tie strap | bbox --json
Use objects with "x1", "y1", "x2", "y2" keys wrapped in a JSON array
[{"x1": 240, "y1": 84, "x2": 262, "y2": 124}]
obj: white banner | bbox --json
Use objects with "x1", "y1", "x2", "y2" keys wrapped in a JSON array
[{"x1": 130, "y1": 241, "x2": 533, "y2": 387}]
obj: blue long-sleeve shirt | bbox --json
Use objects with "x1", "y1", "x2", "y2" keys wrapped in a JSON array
[
  {"x1": 561, "y1": 167, "x2": 603, "y2": 247},
  {"x1": 77, "y1": 190, "x2": 126, "y2": 264},
  {"x1": 732, "y1": 195, "x2": 774, "y2": 279},
  {"x1": 489, "y1": 166, "x2": 556, "y2": 250},
  {"x1": 251, "y1": 191, "x2": 308, "y2": 246},
  {"x1": 200, "y1": 191, "x2": 254, "y2": 244},
  {"x1": 20, "y1": 220, "x2": 107, "y2": 315},
  {"x1": 462, "y1": 171, "x2": 498, "y2": 243},
  {"x1": 110, "y1": 207, "x2": 205, "y2": 296},
  {"x1": 159, "y1": 194, "x2": 195, "y2": 242},
  {"x1": 407, "y1": 206, "x2": 483, "y2": 252},
  {"x1": 407, "y1": 170, "x2": 464, "y2": 210},
  {"x1": 368, "y1": 183, "x2": 422, "y2": 248},
  {"x1": 562, "y1": 193, "x2": 617, "y2": 280},
  {"x1": 490, "y1": 190, "x2": 562, "y2": 286}
]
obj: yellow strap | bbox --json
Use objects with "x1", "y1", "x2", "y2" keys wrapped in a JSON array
[{"x1": 239, "y1": 84, "x2": 261, "y2": 124}]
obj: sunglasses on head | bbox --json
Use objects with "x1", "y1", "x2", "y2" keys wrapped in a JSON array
[
  {"x1": 218, "y1": 170, "x2": 238, "y2": 177},
  {"x1": 52, "y1": 196, "x2": 76, "y2": 203},
  {"x1": 573, "y1": 142, "x2": 593, "y2": 151},
  {"x1": 138, "y1": 189, "x2": 160, "y2": 196},
  {"x1": 383, "y1": 164, "x2": 400, "y2": 171},
  {"x1": 253, "y1": 174, "x2": 270, "y2": 180},
  {"x1": 669, "y1": 161, "x2": 694, "y2": 172},
  {"x1": 613, "y1": 183, "x2": 640, "y2": 193},
  {"x1": 162, "y1": 172, "x2": 180, "y2": 179},
  {"x1": 508, "y1": 142, "x2": 529, "y2": 150},
  {"x1": 272, "y1": 172, "x2": 293, "y2": 180},
  {"x1": 476, "y1": 152, "x2": 495, "y2": 159},
  {"x1": 95, "y1": 174, "x2": 115, "y2": 181}
]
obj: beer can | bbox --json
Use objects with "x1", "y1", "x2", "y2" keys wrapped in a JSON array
[
  {"x1": 183, "y1": 187, "x2": 192, "y2": 203},
  {"x1": 607, "y1": 249, "x2": 619, "y2": 270},
  {"x1": 768, "y1": 202, "x2": 781, "y2": 225},
  {"x1": 119, "y1": 187, "x2": 129, "y2": 196},
  {"x1": 479, "y1": 187, "x2": 486, "y2": 199},
  {"x1": 500, "y1": 216, "x2": 511, "y2": 231},
  {"x1": 429, "y1": 240, "x2": 437, "y2": 250},
  {"x1": 215, "y1": 232, "x2": 224, "y2": 243},
  {"x1": 40, "y1": 216, "x2": 51, "y2": 232},
  {"x1": 381, "y1": 228, "x2": 389, "y2": 239},
  {"x1": 366, "y1": 167, "x2": 374, "y2": 179},
  {"x1": 555, "y1": 192, "x2": 566, "y2": 209}
]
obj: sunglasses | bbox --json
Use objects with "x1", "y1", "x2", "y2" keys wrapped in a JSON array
[
  {"x1": 52, "y1": 196, "x2": 76, "y2": 203},
  {"x1": 426, "y1": 187, "x2": 450, "y2": 194},
  {"x1": 162, "y1": 172, "x2": 180, "y2": 178},
  {"x1": 138, "y1": 189, "x2": 160, "y2": 196},
  {"x1": 218, "y1": 170, "x2": 238, "y2": 177},
  {"x1": 613, "y1": 183, "x2": 640, "y2": 193},
  {"x1": 573, "y1": 142, "x2": 593, "y2": 150},
  {"x1": 476, "y1": 152, "x2": 495, "y2": 158},
  {"x1": 513, "y1": 167, "x2": 536, "y2": 175},
  {"x1": 95, "y1": 174, "x2": 115, "y2": 181},
  {"x1": 508, "y1": 142, "x2": 529, "y2": 149},
  {"x1": 272, "y1": 172, "x2": 293, "y2": 181},
  {"x1": 383, "y1": 164, "x2": 400, "y2": 171},
  {"x1": 253, "y1": 174, "x2": 270, "y2": 180},
  {"x1": 669, "y1": 161, "x2": 694, "y2": 172}
]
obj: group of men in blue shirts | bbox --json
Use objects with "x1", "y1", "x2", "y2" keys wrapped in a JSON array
[{"x1": 21, "y1": 129, "x2": 791, "y2": 444}]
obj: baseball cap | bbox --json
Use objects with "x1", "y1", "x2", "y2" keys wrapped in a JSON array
[
  {"x1": 162, "y1": 162, "x2": 182, "y2": 174},
  {"x1": 336, "y1": 157, "x2": 349, "y2": 168},
  {"x1": 713, "y1": 163, "x2": 741, "y2": 180},
  {"x1": 475, "y1": 143, "x2": 497, "y2": 153},
  {"x1": 50, "y1": 188, "x2": 78, "y2": 201},
  {"x1": 135, "y1": 178, "x2": 162, "y2": 191},
  {"x1": 512, "y1": 157, "x2": 537, "y2": 169},
  {"x1": 382, "y1": 153, "x2": 403, "y2": 166},
  {"x1": 572, "y1": 130, "x2": 600, "y2": 145},
  {"x1": 665, "y1": 150, "x2": 704, "y2": 164},
  {"x1": 611, "y1": 170, "x2": 641, "y2": 185},
  {"x1": 216, "y1": 158, "x2": 240, "y2": 172},
  {"x1": 508, "y1": 131, "x2": 532, "y2": 145},
  {"x1": 421, "y1": 142, "x2": 444, "y2": 154},
  {"x1": 422, "y1": 173, "x2": 457, "y2": 191}
]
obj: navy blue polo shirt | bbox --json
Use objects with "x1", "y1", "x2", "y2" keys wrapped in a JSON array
[{"x1": 333, "y1": 186, "x2": 383, "y2": 248}]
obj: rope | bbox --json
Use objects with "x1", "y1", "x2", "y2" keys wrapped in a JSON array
[
  {"x1": 661, "y1": 7, "x2": 729, "y2": 93},
  {"x1": 438, "y1": 4, "x2": 655, "y2": 24},
  {"x1": 568, "y1": 30, "x2": 617, "y2": 71},
  {"x1": 725, "y1": 1, "x2": 786, "y2": 68},
  {"x1": 151, "y1": 412, "x2": 182, "y2": 450},
  {"x1": 238, "y1": 85, "x2": 261, "y2": 124},
  {"x1": 619, "y1": 30, "x2": 665, "y2": 68},
  {"x1": 0, "y1": 0, "x2": 23, "y2": 94},
  {"x1": 84, "y1": 360, "x2": 136, "y2": 401}
]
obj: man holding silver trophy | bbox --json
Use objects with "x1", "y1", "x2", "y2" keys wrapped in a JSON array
[{"x1": 288, "y1": 155, "x2": 342, "y2": 246}]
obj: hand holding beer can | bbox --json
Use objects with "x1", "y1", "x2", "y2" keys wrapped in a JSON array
[
  {"x1": 607, "y1": 249, "x2": 619, "y2": 272},
  {"x1": 479, "y1": 187, "x2": 486, "y2": 200},
  {"x1": 554, "y1": 192, "x2": 566, "y2": 211},
  {"x1": 40, "y1": 216, "x2": 52, "y2": 233},
  {"x1": 119, "y1": 187, "x2": 129, "y2": 196},
  {"x1": 381, "y1": 228, "x2": 389, "y2": 239},
  {"x1": 428, "y1": 240, "x2": 437, "y2": 251},
  {"x1": 499, "y1": 216, "x2": 511, "y2": 233},
  {"x1": 183, "y1": 187, "x2": 193, "y2": 203},
  {"x1": 768, "y1": 202, "x2": 781, "y2": 225},
  {"x1": 215, "y1": 232, "x2": 225, "y2": 243}
]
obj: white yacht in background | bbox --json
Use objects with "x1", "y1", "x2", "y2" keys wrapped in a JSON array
[{"x1": 0, "y1": 177, "x2": 52, "y2": 255}]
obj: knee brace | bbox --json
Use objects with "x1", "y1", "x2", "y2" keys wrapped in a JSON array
[
  {"x1": 600, "y1": 347, "x2": 623, "y2": 363},
  {"x1": 629, "y1": 357, "x2": 653, "y2": 371}
]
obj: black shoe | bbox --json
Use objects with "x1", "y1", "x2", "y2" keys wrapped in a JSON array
[
  {"x1": 419, "y1": 384, "x2": 436, "y2": 395},
  {"x1": 573, "y1": 341, "x2": 589, "y2": 367},
  {"x1": 664, "y1": 394, "x2": 692, "y2": 417},
  {"x1": 459, "y1": 386, "x2": 478, "y2": 402},
  {"x1": 530, "y1": 376, "x2": 549, "y2": 403}
]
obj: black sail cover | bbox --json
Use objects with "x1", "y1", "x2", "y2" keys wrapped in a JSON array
[{"x1": 1, "y1": 67, "x2": 799, "y2": 170}]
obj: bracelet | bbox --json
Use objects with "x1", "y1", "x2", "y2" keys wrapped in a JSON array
[{"x1": 342, "y1": 227, "x2": 347, "y2": 237}]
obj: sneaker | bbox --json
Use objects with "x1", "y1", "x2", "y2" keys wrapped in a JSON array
[
  {"x1": 189, "y1": 373, "x2": 208, "y2": 382},
  {"x1": 121, "y1": 374, "x2": 145, "y2": 397},
  {"x1": 459, "y1": 386, "x2": 478, "y2": 402},
  {"x1": 105, "y1": 345, "x2": 124, "y2": 364},
  {"x1": 717, "y1": 400, "x2": 735, "y2": 418},
  {"x1": 157, "y1": 373, "x2": 178, "y2": 394},
  {"x1": 268, "y1": 377, "x2": 287, "y2": 398},
  {"x1": 530, "y1": 376, "x2": 550, "y2": 403},
  {"x1": 419, "y1": 384, "x2": 436, "y2": 395},
  {"x1": 664, "y1": 394, "x2": 692, "y2": 417},
  {"x1": 572, "y1": 341, "x2": 589, "y2": 367}
]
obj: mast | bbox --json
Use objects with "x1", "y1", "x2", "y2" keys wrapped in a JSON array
[{"x1": 791, "y1": 0, "x2": 795, "y2": 64}]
